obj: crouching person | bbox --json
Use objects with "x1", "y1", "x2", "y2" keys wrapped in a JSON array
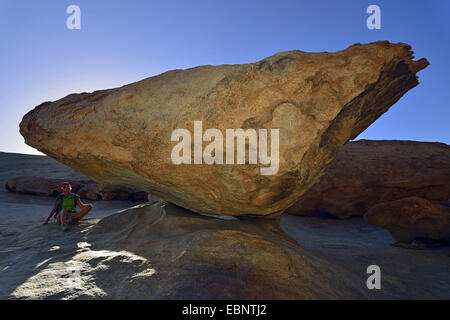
[{"x1": 43, "y1": 182, "x2": 93, "y2": 231}]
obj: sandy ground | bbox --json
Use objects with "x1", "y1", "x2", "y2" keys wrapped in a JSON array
[{"x1": 0, "y1": 152, "x2": 449, "y2": 299}]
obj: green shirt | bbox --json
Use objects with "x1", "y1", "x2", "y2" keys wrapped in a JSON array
[{"x1": 56, "y1": 193, "x2": 80, "y2": 212}]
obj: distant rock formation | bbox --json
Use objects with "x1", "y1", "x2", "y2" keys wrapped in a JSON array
[
  {"x1": 287, "y1": 140, "x2": 450, "y2": 218},
  {"x1": 364, "y1": 197, "x2": 450, "y2": 244},
  {"x1": 20, "y1": 41, "x2": 428, "y2": 217},
  {"x1": 5, "y1": 176, "x2": 151, "y2": 201}
]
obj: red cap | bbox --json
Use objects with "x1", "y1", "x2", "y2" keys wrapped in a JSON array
[{"x1": 57, "y1": 182, "x2": 71, "y2": 191}]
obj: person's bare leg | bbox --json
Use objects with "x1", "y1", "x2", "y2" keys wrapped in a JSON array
[
  {"x1": 72, "y1": 204, "x2": 92, "y2": 222},
  {"x1": 57, "y1": 214, "x2": 61, "y2": 225},
  {"x1": 61, "y1": 208, "x2": 68, "y2": 225}
]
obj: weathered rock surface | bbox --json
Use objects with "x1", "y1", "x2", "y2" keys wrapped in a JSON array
[
  {"x1": 5, "y1": 176, "x2": 72, "y2": 197},
  {"x1": 286, "y1": 140, "x2": 450, "y2": 218},
  {"x1": 5, "y1": 176, "x2": 150, "y2": 201},
  {"x1": 364, "y1": 197, "x2": 450, "y2": 244},
  {"x1": 20, "y1": 41, "x2": 428, "y2": 216},
  {"x1": 2, "y1": 151, "x2": 450, "y2": 300},
  {"x1": 8, "y1": 201, "x2": 370, "y2": 299}
]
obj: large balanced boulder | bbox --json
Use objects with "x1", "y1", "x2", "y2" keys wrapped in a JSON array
[
  {"x1": 20, "y1": 41, "x2": 428, "y2": 217},
  {"x1": 364, "y1": 197, "x2": 450, "y2": 244},
  {"x1": 286, "y1": 140, "x2": 450, "y2": 218}
]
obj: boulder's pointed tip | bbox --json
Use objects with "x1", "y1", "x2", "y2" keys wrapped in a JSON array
[
  {"x1": 394, "y1": 42, "x2": 429, "y2": 73},
  {"x1": 411, "y1": 57, "x2": 430, "y2": 73}
]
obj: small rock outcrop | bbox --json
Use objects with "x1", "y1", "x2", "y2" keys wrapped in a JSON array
[
  {"x1": 364, "y1": 197, "x2": 450, "y2": 244},
  {"x1": 20, "y1": 41, "x2": 428, "y2": 216},
  {"x1": 286, "y1": 140, "x2": 450, "y2": 218},
  {"x1": 5, "y1": 176, "x2": 150, "y2": 201}
]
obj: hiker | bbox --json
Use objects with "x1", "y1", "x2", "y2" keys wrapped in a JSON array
[{"x1": 43, "y1": 182, "x2": 92, "y2": 230}]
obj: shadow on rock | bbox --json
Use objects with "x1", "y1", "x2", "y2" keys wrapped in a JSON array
[{"x1": 80, "y1": 201, "x2": 370, "y2": 299}]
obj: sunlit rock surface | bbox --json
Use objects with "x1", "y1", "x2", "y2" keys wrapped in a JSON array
[{"x1": 6, "y1": 202, "x2": 370, "y2": 299}]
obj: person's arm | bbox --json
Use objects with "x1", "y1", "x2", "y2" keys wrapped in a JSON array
[
  {"x1": 43, "y1": 201, "x2": 59, "y2": 225},
  {"x1": 76, "y1": 198, "x2": 91, "y2": 209}
]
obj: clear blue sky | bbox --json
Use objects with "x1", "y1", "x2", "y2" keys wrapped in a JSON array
[{"x1": 1, "y1": 0, "x2": 449, "y2": 155}]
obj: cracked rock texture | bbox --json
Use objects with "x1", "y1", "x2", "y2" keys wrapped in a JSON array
[{"x1": 20, "y1": 41, "x2": 428, "y2": 216}]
